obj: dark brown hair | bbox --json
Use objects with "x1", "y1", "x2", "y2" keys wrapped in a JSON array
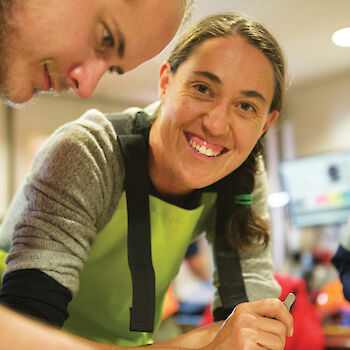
[{"x1": 168, "y1": 13, "x2": 286, "y2": 250}]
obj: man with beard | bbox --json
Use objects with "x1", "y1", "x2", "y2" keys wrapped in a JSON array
[{"x1": 0, "y1": 0, "x2": 191, "y2": 348}]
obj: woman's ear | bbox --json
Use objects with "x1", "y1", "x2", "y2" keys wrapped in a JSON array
[
  {"x1": 262, "y1": 110, "x2": 279, "y2": 134},
  {"x1": 158, "y1": 61, "x2": 171, "y2": 101}
]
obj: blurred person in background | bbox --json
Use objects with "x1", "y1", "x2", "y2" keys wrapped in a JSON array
[{"x1": 332, "y1": 220, "x2": 350, "y2": 301}]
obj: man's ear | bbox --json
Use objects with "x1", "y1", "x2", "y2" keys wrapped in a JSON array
[
  {"x1": 262, "y1": 110, "x2": 279, "y2": 134},
  {"x1": 158, "y1": 61, "x2": 171, "y2": 101}
]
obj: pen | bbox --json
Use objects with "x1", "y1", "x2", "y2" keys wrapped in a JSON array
[{"x1": 283, "y1": 293, "x2": 296, "y2": 312}]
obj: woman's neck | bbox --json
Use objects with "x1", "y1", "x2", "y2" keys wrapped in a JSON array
[{"x1": 148, "y1": 121, "x2": 192, "y2": 206}]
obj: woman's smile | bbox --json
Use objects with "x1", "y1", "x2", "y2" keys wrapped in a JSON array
[{"x1": 185, "y1": 132, "x2": 227, "y2": 157}]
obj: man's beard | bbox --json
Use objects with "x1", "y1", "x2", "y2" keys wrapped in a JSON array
[
  {"x1": 0, "y1": 2, "x2": 69, "y2": 106},
  {"x1": 0, "y1": 33, "x2": 24, "y2": 106},
  {"x1": 0, "y1": 43, "x2": 69, "y2": 107}
]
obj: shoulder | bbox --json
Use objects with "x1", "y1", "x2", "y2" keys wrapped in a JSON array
[
  {"x1": 31, "y1": 109, "x2": 121, "y2": 172},
  {"x1": 26, "y1": 109, "x2": 126, "y2": 227},
  {"x1": 55, "y1": 108, "x2": 117, "y2": 146}
]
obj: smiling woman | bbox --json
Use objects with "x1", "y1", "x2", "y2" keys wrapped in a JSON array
[
  {"x1": 0, "y1": 12, "x2": 292, "y2": 350},
  {"x1": 152, "y1": 13, "x2": 285, "y2": 249}
]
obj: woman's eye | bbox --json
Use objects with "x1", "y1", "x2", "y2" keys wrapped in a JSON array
[
  {"x1": 101, "y1": 27, "x2": 114, "y2": 49},
  {"x1": 240, "y1": 102, "x2": 256, "y2": 113},
  {"x1": 194, "y1": 84, "x2": 209, "y2": 94}
]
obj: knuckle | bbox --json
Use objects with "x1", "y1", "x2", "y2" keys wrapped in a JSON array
[
  {"x1": 236, "y1": 312, "x2": 257, "y2": 327},
  {"x1": 270, "y1": 298, "x2": 283, "y2": 308}
]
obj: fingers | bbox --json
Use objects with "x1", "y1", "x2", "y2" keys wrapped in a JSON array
[
  {"x1": 207, "y1": 299, "x2": 293, "y2": 350},
  {"x1": 240, "y1": 298, "x2": 294, "y2": 337},
  {"x1": 254, "y1": 316, "x2": 287, "y2": 349},
  {"x1": 226, "y1": 298, "x2": 293, "y2": 349}
]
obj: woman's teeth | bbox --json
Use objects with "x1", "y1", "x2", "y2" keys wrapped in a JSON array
[{"x1": 189, "y1": 139, "x2": 221, "y2": 157}]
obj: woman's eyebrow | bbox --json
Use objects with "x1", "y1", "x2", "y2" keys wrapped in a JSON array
[
  {"x1": 241, "y1": 90, "x2": 267, "y2": 104},
  {"x1": 193, "y1": 71, "x2": 221, "y2": 84},
  {"x1": 192, "y1": 71, "x2": 268, "y2": 104}
]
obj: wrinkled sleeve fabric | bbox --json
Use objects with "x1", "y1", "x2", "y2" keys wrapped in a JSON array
[
  {"x1": 0, "y1": 109, "x2": 125, "y2": 325},
  {"x1": 208, "y1": 157, "x2": 281, "y2": 320}
]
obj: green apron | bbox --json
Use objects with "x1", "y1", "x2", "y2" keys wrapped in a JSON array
[{"x1": 63, "y1": 191, "x2": 216, "y2": 345}]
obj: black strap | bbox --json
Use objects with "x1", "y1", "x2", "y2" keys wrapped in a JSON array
[
  {"x1": 215, "y1": 190, "x2": 248, "y2": 309},
  {"x1": 108, "y1": 112, "x2": 155, "y2": 333},
  {"x1": 118, "y1": 134, "x2": 155, "y2": 332}
]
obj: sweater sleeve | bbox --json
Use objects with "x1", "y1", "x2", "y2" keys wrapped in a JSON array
[
  {"x1": 240, "y1": 157, "x2": 281, "y2": 301},
  {"x1": 1, "y1": 109, "x2": 125, "y2": 297},
  {"x1": 210, "y1": 157, "x2": 281, "y2": 319}
]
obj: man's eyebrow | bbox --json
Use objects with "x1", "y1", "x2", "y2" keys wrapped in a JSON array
[
  {"x1": 193, "y1": 71, "x2": 221, "y2": 84},
  {"x1": 241, "y1": 90, "x2": 267, "y2": 104},
  {"x1": 111, "y1": 17, "x2": 125, "y2": 58}
]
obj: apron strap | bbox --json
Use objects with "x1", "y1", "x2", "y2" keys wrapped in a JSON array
[
  {"x1": 118, "y1": 133, "x2": 155, "y2": 333},
  {"x1": 108, "y1": 113, "x2": 156, "y2": 332}
]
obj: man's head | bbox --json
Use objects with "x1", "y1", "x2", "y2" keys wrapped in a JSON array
[{"x1": 0, "y1": 0, "x2": 191, "y2": 106}]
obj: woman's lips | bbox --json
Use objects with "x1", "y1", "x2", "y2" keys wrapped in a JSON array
[{"x1": 185, "y1": 132, "x2": 227, "y2": 157}]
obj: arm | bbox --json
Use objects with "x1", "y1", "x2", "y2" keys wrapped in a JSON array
[
  {"x1": 153, "y1": 322, "x2": 223, "y2": 349},
  {"x1": 0, "y1": 109, "x2": 124, "y2": 325},
  {"x1": 144, "y1": 299, "x2": 292, "y2": 350},
  {"x1": 0, "y1": 297, "x2": 292, "y2": 350},
  {"x1": 0, "y1": 305, "x2": 95, "y2": 350}
]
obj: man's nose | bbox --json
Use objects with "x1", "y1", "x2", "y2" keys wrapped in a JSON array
[
  {"x1": 202, "y1": 103, "x2": 231, "y2": 136},
  {"x1": 67, "y1": 57, "x2": 109, "y2": 99}
]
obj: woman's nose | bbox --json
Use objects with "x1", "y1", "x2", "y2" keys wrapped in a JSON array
[
  {"x1": 202, "y1": 104, "x2": 230, "y2": 136},
  {"x1": 67, "y1": 57, "x2": 110, "y2": 99}
]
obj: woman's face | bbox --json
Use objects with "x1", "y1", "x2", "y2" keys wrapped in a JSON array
[{"x1": 154, "y1": 35, "x2": 279, "y2": 194}]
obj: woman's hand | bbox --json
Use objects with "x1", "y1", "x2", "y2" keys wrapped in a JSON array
[{"x1": 202, "y1": 298, "x2": 293, "y2": 350}]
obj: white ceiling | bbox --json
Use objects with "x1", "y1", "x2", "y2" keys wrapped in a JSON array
[{"x1": 90, "y1": 0, "x2": 350, "y2": 105}]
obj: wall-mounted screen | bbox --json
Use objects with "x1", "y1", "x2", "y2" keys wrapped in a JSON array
[{"x1": 280, "y1": 150, "x2": 350, "y2": 227}]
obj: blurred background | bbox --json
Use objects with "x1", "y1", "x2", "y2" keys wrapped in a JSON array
[{"x1": 1, "y1": 0, "x2": 350, "y2": 348}]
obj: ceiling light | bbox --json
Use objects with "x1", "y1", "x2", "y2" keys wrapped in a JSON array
[{"x1": 332, "y1": 27, "x2": 350, "y2": 47}]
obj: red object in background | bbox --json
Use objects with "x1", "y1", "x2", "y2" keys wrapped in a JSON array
[
  {"x1": 275, "y1": 272, "x2": 326, "y2": 350},
  {"x1": 198, "y1": 303, "x2": 214, "y2": 327}
]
